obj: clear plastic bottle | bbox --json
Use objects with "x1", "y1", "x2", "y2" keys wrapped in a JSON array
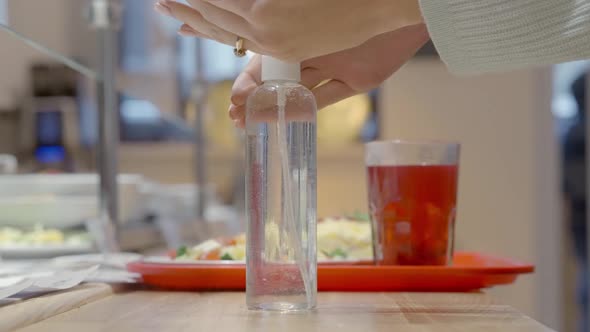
[{"x1": 245, "y1": 56, "x2": 317, "y2": 311}]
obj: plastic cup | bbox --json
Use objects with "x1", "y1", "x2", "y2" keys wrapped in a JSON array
[{"x1": 365, "y1": 140, "x2": 460, "y2": 265}]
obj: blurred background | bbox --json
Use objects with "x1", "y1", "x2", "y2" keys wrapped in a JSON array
[{"x1": 0, "y1": 0, "x2": 586, "y2": 331}]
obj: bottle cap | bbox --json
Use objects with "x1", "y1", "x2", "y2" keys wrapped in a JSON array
[{"x1": 261, "y1": 56, "x2": 300, "y2": 82}]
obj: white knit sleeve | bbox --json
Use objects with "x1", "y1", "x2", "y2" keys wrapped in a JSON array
[{"x1": 419, "y1": 0, "x2": 590, "y2": 74}]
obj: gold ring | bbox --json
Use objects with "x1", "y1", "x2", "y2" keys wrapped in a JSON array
[{"x1": 234, "y1": 37, "x2": 247, "y2": 57}]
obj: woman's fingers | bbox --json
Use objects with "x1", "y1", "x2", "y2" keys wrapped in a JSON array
[
  {"x1": 157, "y1": 0, "x2": 262, "y2": 53},
  {"x1": 300, "y1": 67, "x2": 326, "y2": 90},
  {"x1": 231, "y1": 55, "x2": 262, "y2": 106},
  {"x1": 311, "y1": 79, "x2": 356, "y2": 109},
  {"x1": 229, "y1": 55, "x2": 261, "y2": 128},
  {"x1": 186, "y1": 0, "x2": 252, "y2": 38},
  {"x1": 229, "y1": 104, "x2": 245, "y2": 120},
  {"x1": 230, "y1": 57, "x2": 346, "y2": 128},
  {"x1": 231, "y1": 58, "x2": 329, "y2": 105},
  {"x1": 178, "y1": 24, "x2": 209, "y2": 38},
  {"x1": 228, "y1": 104, "x2": 245, "y2": 128},
  {"x1": 199, "y1": 0, "x2": 254, "y2": 15}
]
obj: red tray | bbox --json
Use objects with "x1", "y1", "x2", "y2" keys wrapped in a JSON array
[{"x1": 127, "y1": 252, "x2": 534, "y2": 292}]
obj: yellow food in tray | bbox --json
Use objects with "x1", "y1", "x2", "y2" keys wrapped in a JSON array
[
  {"x1": 0, "y1": 224, "x2": 90, "y2": 247},
  {"x1": 174, "y1": 217, "x2": 373, "y2": 262},
  {"x1": 316, "y1": 217, "x2": 373, "y2": 261}
]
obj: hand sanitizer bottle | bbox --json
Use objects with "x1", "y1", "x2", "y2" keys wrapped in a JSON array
[{"x1": 245, "y1": 56, "x2": 317, "y2": 311}]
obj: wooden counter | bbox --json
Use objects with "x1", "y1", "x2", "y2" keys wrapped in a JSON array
[
  {"x1": 17, "y1": 291, "x2": 554, "y2": 332},
  {"x1": 0, "y1": 283, "x2": 112, "y2": 332}
]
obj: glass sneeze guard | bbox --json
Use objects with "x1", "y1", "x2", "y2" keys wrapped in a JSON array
[
  {"x1": 1, "y1": 0, "x2": 121, "y2": 253},
  {"x1": 0, "y1": 0, "x2": 251, "y2": 254}
]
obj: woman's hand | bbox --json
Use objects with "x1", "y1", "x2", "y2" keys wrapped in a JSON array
[
  {"x1": 154, "y1": 0, "x2": 429, "y2": 128},
  {"x1": 156, "y1": 0, "x2": 423, "y2": 61},
  {"x1": 228, "y1": 25, "x2": 430, "y2": 128}
]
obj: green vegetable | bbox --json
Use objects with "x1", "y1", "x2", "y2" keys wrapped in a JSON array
[
  {"x1": 176, "y1": 245, "x2": 188, "y2": 257},
  {"x1": 330, "y1": 248, "x2": 348, "y2": 259},
  {"x1": 221, "y1": 253, "x2": 234, "y2": 260},
  {"x1": 349, "y1": 211, "x2": 371, "y2": 222},
  {"x1": 322, "y1": 248, "x2": 348, "y2": 259}
]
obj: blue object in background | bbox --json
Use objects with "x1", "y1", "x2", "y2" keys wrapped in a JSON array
[
  {"x1": 35, "y1": 111, "x2": 63, "y2": 146},
  {"x1": 35, "y1": 145, "x2": 66, "y2": 165},
  {"x1": 0, "y1": 0, "x2": 7, "y2": 25}
]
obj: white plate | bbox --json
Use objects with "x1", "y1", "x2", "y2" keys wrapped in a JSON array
[
  {"x1": 0, "y1": 196, "x2": 97, "y2": 229},
  {"x1": 144, "y1": 256, "x2": 244, "y2": 265},
  {"x1": 0, "y1": 244, "x2": 94, "y2": 259},
  {"x1": 52, "y1": 253, "x2": 142, "y2": 269},
  {"x1": 0, "y1": 174, "x2": 143, "y2": 196},
  {"x1": 142, "y1": 256, "x2": 366, "y2": 265}
]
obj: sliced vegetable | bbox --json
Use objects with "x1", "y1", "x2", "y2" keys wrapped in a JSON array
[
  {"x1": 330, "y1": 248, "x2": 348, "y2": 259},
  {"x1": 176, "y1": 245, "x2": 188, "y2": 257},
  {"x1": 220, "y1": 253, "x2": 233, "y2": 260},
  {"x1": 349, "y1": 211, "x2": 371, "y2": 222},
  {"x1": 201, "y1": 248, "x2": 222, "y2": 260},
  {"x1": 321, "y1": 248, "x2": 348, "y2": 259},
  {"x1": 172, "y1": 217, "x2": 373, "y2": 262}
]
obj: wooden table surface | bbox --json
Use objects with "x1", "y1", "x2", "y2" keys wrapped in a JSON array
[
  {"x1": 16, "y1": 291, "x2": 554, "y2": 332},
  {"x1": 0, "y1": 283, "x2": 112, "y2": 332}
]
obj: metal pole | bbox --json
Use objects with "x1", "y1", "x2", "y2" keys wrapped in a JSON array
[
  {"x1": 585, "y1": 72, "x2": 590, "y2": 331},
  {"x1": 192, "y1": 38, "x2": 208, "y2": 221},
  {"x1": 90, "y1": 0, "x2": 121, "y2": 252}
]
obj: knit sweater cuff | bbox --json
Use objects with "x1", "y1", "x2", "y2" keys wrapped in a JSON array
[{"x1": 419, "y1": 0, "x2": 590, "y2": 75}]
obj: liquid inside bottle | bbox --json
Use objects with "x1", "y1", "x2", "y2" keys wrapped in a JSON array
[{"x1": 245, "y1": 57, "x2": 317, "y2": 311}]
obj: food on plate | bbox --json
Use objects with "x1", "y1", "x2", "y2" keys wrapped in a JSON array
[
  {"x1": 0, "y1": 224, "x2": 91, "y2": 247},
  {"x1": 173, "y1": 217, "x2": 372, "y2": 262}
]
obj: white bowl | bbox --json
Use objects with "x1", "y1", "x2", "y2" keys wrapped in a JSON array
[{"x1": 0, "y1": 174, "x2": 147, "y2": 227}]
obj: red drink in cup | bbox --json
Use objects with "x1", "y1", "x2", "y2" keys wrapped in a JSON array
[{"x1": 366, "y1": 141, "x2": 460, "y2": 265}]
